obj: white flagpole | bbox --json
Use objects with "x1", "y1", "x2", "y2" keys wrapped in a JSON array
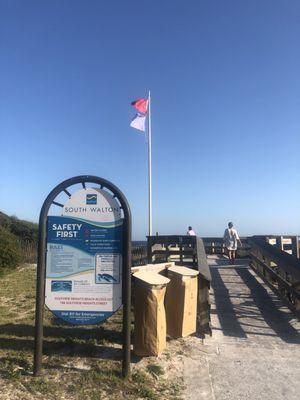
[{"x1": 148, "y1": 90, "x2": 152, "y2": 236}]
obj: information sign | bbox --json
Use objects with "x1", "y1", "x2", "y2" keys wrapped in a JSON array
[{"x1": 45, "y1": 187, "x2": 123, "y2": 324}]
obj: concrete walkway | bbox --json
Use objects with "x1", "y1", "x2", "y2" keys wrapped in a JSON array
[{"x1": 183, "y1": 255, "x2": 300, "y2": 400}]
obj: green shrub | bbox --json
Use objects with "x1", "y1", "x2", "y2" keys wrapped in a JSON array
[
  {"x1": 10, "y1": 216, "x2": 38, "y2": 243},
  {"x1": 0, "y1": 227, "x2": 22, "y2": 269},
  {"x1": 0, "y1": 212, "x2": 38, "y2": 244},
  {"x1": 146, "y1": 364, "x2": 165, "y2": 377}
]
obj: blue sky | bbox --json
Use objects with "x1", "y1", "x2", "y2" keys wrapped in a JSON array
[{"x1": 0, "y1": 0, "x2": 299, "y2": 239}]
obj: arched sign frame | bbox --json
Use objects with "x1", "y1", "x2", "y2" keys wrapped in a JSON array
[{"x1": 33, "y1": 175, "x2": 132, "y2": 377}]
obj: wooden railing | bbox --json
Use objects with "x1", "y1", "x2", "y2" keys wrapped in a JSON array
[
  {"x1": 260, "y1": 235, "x2": 299, "y2": 258},
  {"x1": 249, "y1": 236, "x2": 300, "y2": 316},
  {"x1": 202, "y1": 237, "x2": 250, "y2": 257},
  {"x1": 146, "y1": 235, "x2": 251, "y2": 261},
  {"x1": 147, "y1": 235, "x2": 198, "y2": 266}
]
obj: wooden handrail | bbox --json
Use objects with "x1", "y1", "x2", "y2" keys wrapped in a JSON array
[
  {"x1": 249, "y1": 236, "x2": 300, "y2": 315},
  {"x1": 250, "y1": 236, "x2": 300, "y2": 284}
]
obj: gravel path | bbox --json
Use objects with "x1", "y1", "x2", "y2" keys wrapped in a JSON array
[{"x1": 184, "y1": 255, "x2": 300, "y2": 400}]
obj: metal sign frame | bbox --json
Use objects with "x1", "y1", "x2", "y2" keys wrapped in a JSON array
[{"x1": 33, "y1": 175, "x2": 132, "y2": 377}]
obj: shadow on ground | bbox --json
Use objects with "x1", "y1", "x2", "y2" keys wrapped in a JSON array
[
  {"x1": 0, "y1": 322, "x2": 127, "y2": 360},
  {"x1": 210, "y1": 257, "x2": 300, "y2": 344}
]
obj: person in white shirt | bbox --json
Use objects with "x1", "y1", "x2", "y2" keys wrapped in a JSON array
[
  {"x1": 187, "y1": 226, "x2": 196, "y2": 236},
  {"x1": 223, "y1": 222, "x2": 242, "y2": 264}
]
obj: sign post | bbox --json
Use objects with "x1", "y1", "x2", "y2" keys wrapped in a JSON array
[{"x1": 33, "y1": 176, "x2": 131, "y2": 377}]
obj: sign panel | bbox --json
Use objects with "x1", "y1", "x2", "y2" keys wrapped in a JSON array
[{"x1": 45, "y1": 187, "x2": 123, "y2": 325}]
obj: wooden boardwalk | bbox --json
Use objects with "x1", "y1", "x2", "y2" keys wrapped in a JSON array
[{"x1": 183, "y1": 255, "x2": 300, "y2": 400}]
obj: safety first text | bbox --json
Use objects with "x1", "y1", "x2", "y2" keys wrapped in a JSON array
[{"x1": 52, "y1": 223, "x2": 82, "y2": 238}]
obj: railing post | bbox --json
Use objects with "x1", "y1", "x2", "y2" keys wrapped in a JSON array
[
  {"x1": 276, "y1": 236, "x2": 283, "y2": 251},
  {"x1": 166, "y1": 237, "x2": 170, "y2": 262},
  {"x1": 291, "y1": 236, "x2": 299, "y2": 259},
  {"x1": 179, "y1": 236, "x2": 183, "y2": 265},
  {"x1": 192, "y1": 238, "x2": 196, "y2": 266},
  {"x1": 295, "y1": 285, "x2": 300, "y2": 311}
]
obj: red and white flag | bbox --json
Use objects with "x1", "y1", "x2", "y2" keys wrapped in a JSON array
[{"x1": 130, "y1": 97, "x2": 148, "y2": 132}]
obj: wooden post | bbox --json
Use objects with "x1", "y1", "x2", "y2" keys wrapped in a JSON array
[
  {"x1": 291, "y1": 236, "x2": 299, "y2": 259},
  {"x1": 276, "y1": 236, "x2": 283, "y2": 251},
  {"x1": 179, "y1": 236, "x2": 183, "y2": 265}
]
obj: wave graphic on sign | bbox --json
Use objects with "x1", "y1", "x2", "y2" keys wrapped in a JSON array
[{"x1": 47, "y1": 269, "x2": 94, "y2": 279}]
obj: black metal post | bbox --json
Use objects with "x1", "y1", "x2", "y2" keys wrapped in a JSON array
[
  {"x1": 122, "y1": 215, "x2": 132, "y2": 377},
  {"x1": 33, "y1": 208, "x2": 47, "y2": 376}
]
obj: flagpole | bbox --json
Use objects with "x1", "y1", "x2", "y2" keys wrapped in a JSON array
[{"x1": 148, "y1": 90, "x2": 152, "y2": 236}]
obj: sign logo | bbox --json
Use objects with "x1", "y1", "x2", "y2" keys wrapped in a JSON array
[{"x1": 86, "y1": 194, "x2": 97, "y2": 204}]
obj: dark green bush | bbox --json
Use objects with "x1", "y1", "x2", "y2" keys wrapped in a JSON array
[
  {"x1": 0, "y1": 226, "x2": 22, "y2": 269},
  {"x1": 0, "y1": 211, "x2": 11, "y2": 228},
  {"x1": 10, "y1": 217, "x2": 38, "y2": 243}
]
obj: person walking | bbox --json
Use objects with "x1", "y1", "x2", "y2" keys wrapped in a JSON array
[
  {"x1": 187, "y1": 226, "x2": 196, "y2": 236},
  {"x1": 223, "y1": 222, "x2": 242, "y2": 264}
]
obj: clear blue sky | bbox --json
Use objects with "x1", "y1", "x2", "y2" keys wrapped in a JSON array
[{"x1": 1, "y1": 0, "x2": 299, "y2": 239}]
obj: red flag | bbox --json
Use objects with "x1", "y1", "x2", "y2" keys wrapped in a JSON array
[{"x1": 131, "y1": 98, "x2": 148, "y2": 114}]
